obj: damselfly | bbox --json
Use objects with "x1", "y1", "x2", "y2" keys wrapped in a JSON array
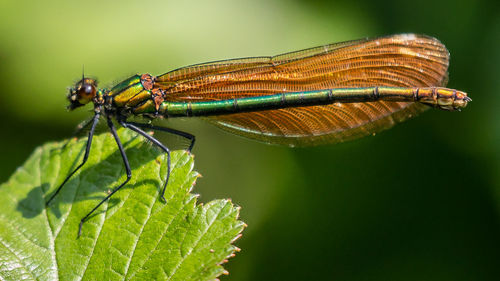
[{"x1": 45, "y1": 34, "x2": 470, "y2": 235}]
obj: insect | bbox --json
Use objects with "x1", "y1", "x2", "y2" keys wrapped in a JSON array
[{"x1": 45, "y1": 34, "x2": 470, "y2": 235}]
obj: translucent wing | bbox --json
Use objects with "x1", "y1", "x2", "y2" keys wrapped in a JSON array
[
  {"x1": 156, "y1": 34, "x2": 449, "y2": 146},
  {"x1": 156, "y1": 37, "x2": 366, "y2": 85}
]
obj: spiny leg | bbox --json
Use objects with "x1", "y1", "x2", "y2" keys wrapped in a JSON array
[
  {"x1": 120, "y1": 121, "x2": 171, "y2": 202},
  {"x1": 78, "y1": 116, "x2": 132, "y2": 236},
  {"x1": 46, "y1": 112, "x2": 101, "y2": 206},
  {"x1": 125, "y1": 121, "x2": 196, "y2": 152}
]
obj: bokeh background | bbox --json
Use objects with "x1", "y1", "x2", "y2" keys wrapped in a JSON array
[{"x1": 1, "y1": 0, "x2": 499, "y2": 280}]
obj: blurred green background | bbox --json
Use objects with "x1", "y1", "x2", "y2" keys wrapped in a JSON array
[{"x1": 1, "y1": 0, "x2": 499, "y2": 280}]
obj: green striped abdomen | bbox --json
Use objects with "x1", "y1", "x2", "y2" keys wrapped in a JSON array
[{"x1": 132, "y1": 87, "x2": 468, "y2": 117}]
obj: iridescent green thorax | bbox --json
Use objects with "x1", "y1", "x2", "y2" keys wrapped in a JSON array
[{"x1": 105, "y1": 74, "x2": 155, "y2": 114}]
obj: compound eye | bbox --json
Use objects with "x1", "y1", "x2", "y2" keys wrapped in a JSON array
[{"x1": 78, "y1": 82, "x2": 96, "y2": 99}]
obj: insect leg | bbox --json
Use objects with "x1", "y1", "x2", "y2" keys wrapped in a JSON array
[
  {"x1": 46, "y1": 112, "x2": 101, "y2": 206},
  {"x1": 125, "y1": 122, "x2": 196, "y2": 152},
  {"x1": 78, "y1": 116, "x2": 132, "y2": 236},
  {"x1": 121, "y1": 121, "x2": 171, "y2": 202}
]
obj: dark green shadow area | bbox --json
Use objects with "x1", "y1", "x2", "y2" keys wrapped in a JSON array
[{"x1": 235, "y1": 120, "x2": 500, "y2": 281}]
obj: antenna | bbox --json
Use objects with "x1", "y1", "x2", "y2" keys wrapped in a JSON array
[{"x1": 82, "y1": 64, "x2": 85, "y2": 81}]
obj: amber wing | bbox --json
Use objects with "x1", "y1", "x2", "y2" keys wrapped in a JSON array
[{"x1": 155, "y1": 34, "x2": 450, "y2": 146}]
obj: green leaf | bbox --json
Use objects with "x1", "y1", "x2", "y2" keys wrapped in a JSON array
[{"x1": 0, "y1": 128, "x2": 245, "y2": 280}]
